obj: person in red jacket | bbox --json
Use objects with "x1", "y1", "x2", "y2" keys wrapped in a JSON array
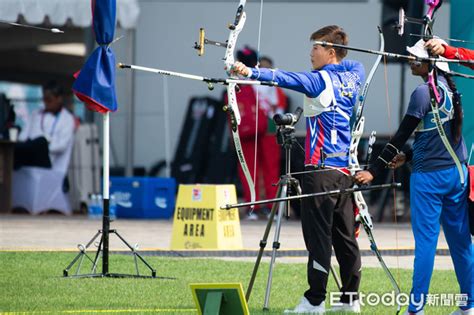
[
  {"x1": 255, "y1": 56, "x2": 289, "y2": 218},
  {"x1": 225, "y1": 46, "x2": 268, "y2": 220},
  {"x1": 425, "y1": 38, "x2": 474, "y2": 70}
]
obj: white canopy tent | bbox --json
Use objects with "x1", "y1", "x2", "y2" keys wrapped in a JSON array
[
  {"x1": 0, "y1": 0, "x2": 139, "y2": 29},
  {"x1": 0, "y1": 0, "x2": 139, "y2": 86},
  {"x1": 0, "y1": 0, "x2": 140, "y2": 177}
]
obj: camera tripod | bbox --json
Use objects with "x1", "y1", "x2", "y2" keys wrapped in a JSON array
[
  {"x1": 221, "y1": 108, "x2": 401, "y2": 310},
  {"x1": 244, "y1": 108, "x2": 342, "y2": 309},
  {"x1": 245, "y1": 120, "x2": 301, "y2": 309}
]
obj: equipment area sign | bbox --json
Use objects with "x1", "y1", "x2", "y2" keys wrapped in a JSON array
[{"x1": 170, "y1": 185, "x2": 243, "y2": 249}]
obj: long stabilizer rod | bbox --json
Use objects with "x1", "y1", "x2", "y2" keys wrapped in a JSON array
[
  {"x1": 222, "y1": 182, "x2": 401, "y2": 210},
  {"x1": 118, "y1": 63, "x2": 277, "y2": 90}
]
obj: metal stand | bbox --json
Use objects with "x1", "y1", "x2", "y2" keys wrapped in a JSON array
[
  {"x1": 63, "y1": 113, "x2": 165, "y2": 279},
  {"x1": 63, "y1": 227, "x2": 160, "y2": 278},
  {"x1": 244, "y1": 118, "x2": 300, "y2": 308},
  {"x1": 245, "y1": 111, "x2": 341, "y2": 310}
]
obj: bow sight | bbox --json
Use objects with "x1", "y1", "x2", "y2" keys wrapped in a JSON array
[{"x1": 193, "y1": 28, "x2": 228, "y2": 56}]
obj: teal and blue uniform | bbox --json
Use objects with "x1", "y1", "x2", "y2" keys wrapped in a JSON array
[{"x1": 404, "y1": 77, "x2": 472, "y2": 313}]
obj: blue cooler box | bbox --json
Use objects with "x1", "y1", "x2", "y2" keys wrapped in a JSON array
[{"x1": 110, "y1": 177, "x2": 176, "y2": 219}]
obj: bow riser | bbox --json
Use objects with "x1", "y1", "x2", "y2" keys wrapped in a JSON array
[
  {"x1": 227, "y1": 83, "x2": 241, "y2": 126},
  {"x1": 349, "y1": 116, "x2": 364, "y2": 166},
  {"x1": 349, "y1": 116, "x2": 374, "y2": 231},
  {"x1": 224, "y1": 12, "x2": 247, "y2": 72}
]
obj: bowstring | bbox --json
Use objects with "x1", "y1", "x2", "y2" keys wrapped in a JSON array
[
  {"x1": 382, "y1": 54, "x2": 402, "y2": 289},
  {"x1": 251, "y1": 0, "x2": 265, "y2": 212}
]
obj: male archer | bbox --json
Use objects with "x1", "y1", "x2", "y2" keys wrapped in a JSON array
[{"x1": 232, "y1": 25, "x2": 365, "y2": 313}]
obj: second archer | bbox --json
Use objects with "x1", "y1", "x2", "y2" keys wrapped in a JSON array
[{"x1": 232, "y1": 25, "x2": 365, "y2": 313}]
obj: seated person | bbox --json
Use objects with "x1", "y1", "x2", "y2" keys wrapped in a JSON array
[
  {"x1": 0, "y1": 93, "x2": 16, "y2": 139},
  {"x1": 15, "y1": 80, "x2": 75, "y2": 173}
]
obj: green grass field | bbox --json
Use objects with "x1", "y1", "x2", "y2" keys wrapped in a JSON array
[{"x1": 0, "y1": 252, "x2": 462, "y2": 314}]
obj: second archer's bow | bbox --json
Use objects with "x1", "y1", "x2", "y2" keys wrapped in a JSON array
[
  {"x1": 420, "y1": 0, "x2": 465, "y2": 185},
  {"x1": 348, "y1": 27, "x2": 402, "y2": 315},
  {"x1": 397, "y1": 0, "x2": 466, "y2": 184}
]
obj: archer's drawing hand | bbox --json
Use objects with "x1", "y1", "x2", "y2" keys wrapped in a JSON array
[
  {"x1": 388, "y1": 152, "x2": 406, "y2": 169},
  {"x1": 354, "y1": 171, "x2": 374, "y2": 185},
  {"x1": 424, "y1": 39, "x2": 446, "y2": 56},
  {"x1": 229, "y1": 62, "x2": 250, "y2": 77}
]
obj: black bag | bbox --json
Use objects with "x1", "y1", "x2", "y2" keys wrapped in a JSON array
[
  {"x1": 469, "y1": 199, "x2": 474, "y2": 236},
  {"x1": 0, "y1": 93, "x2": 15, "y2": 138},
  {"x1": 171, "y1": 97, "x2": 221, "y2": 184},
  {"x1": 468, "y1": 165, "x2": 474, "y2": 236}
]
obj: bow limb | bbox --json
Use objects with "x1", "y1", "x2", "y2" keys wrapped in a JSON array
[
  {"x1": 352, "y1": 27, "x2": 385, "y2": 126},
  {"x1": 350, "y1": 27, "x2": 385, "y2": 230},
  {"x1": 363, "y1": 225, "x2": 402, "y2": 314},
  {"x1": 227, "y1": 83, "x2": 256, "y2": 209},
  {"x1": 223, "y1": 1, "x2": 257, "y2": 209},
  {"x1": 349, "y1": 29, "x2": 402, "y2": 314}
]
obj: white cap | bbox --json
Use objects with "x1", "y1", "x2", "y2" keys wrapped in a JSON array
[{"x1": 406, "y1": 39, "x2": 450, "y2": 73}]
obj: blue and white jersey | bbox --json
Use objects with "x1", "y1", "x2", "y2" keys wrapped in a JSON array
[
  {"x1": 406, "y1": 76, "x2": 467, "y2": 172},
  {"x1": 249, "y1": 60, "x2": 365, "y2": 167}
]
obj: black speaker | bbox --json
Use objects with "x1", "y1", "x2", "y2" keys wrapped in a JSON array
[{"x1": 381, "y1": 0, "x2": 424, "y2": 58}]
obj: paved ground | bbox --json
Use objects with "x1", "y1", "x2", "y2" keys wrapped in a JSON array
[{"x1": 0, "y1": 213, "x2": 463, "y2": 270}]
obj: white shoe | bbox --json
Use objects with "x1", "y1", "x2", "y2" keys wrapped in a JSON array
[
  {"x1": 402, "y1": 309, "x2": 424, "y2": 315},
  {"x1": 450, "y1": 308, "x2": 474, "y2": 315},
  {"x1": 328, "y1": 300, "x2": 360, "y2": 313},
  {"x1": 284, "y1": 297, "x2": 325, "y2": 314},
  {"x1": 244, "y1": 212, "x2": 258, "y2": 221}
]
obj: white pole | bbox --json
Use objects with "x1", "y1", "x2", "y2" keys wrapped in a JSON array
[
  {"x1": 103, "y1": 112, "x2": 110, "y2": 199},
  {"x1": 102, "y1": 111, "x2": 110, "y2": 274},
  {"x1": 163, "y1": 77, "x2": 171, "y2": 178}
]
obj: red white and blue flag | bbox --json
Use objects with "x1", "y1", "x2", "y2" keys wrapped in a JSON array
[{"x1": 73, "y1": 0, "x2": 118, "y2": 113}]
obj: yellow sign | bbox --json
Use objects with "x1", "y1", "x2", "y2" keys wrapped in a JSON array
[{"x1": 170, "y1": 185, "x2": 243, "y2": 250}]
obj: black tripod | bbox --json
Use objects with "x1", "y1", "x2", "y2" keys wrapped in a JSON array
[
  {"x1": 63, "y1": 199, "x2": 163, "y2": 278},
  {"x1": 63, "y1": 113, "x2": 170, "y2": 279},
  {"x1": 244, "y1": 108, "x2": 300, "y2": 308},
  {"x1": 243, "y1": 108, "x2": 343, "y2": 309}
]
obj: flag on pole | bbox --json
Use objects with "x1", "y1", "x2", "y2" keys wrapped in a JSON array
[{"x1": 73, "y1": 0, "x2": 118, "y2": 113}]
